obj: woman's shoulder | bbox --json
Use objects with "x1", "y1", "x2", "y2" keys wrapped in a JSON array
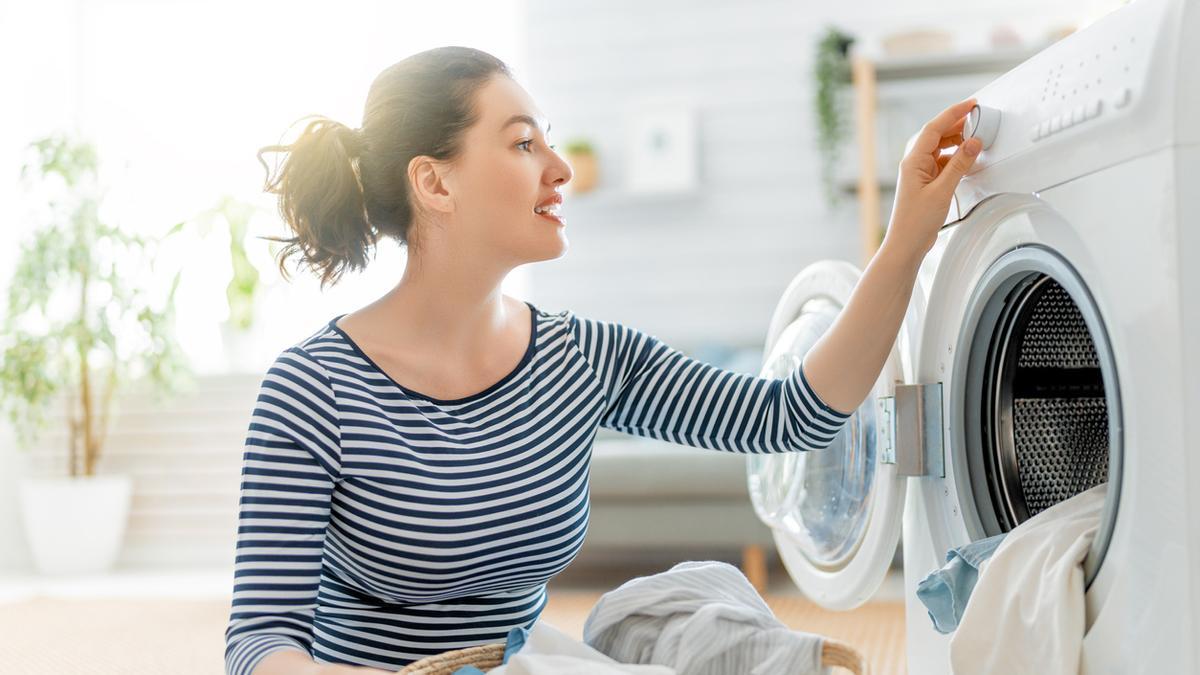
[
  {"x1": 527, "y1": 300, "x2": 573, "y2": 324},
  {"x1": 536, "y1": 304, "x2": 642, "y2": 340},
  {"x1": 256, "y1": 318, "x2": 347, "y2": 386}
]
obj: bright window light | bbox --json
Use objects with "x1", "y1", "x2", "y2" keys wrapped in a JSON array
[{"x1": 2, "y1": 0, "x2": 528, "y2": 375}]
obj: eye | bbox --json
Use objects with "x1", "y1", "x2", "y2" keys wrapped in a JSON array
[{"x1": 517, "y1": 139, "x2": 558, "y2": 153}]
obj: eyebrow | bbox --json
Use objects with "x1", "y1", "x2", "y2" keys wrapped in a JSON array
[{"x1": 500, "y1": 114, "x2": 551, "y2": 135}]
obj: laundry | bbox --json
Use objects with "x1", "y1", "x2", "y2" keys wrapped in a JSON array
[
  {"x1": 581, "y1": 560, "x2": 830, "y2": 675},
  {"x1": 949, "y1": 483, "x2": 1108, "y2": 675},
  {"x1": 915, "y1": 532, "x2": 1008, "y2": 634},
  {"x1": 451, "y1": 621, "x2": 675, "y2": 675}
]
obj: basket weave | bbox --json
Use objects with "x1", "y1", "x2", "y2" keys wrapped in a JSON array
[
  {"x1": 398, "y1": 642, "x2": 506, "y2": 674},
  {"x1": 397, "y1": 637, "x2": 868, "y2": 674}
]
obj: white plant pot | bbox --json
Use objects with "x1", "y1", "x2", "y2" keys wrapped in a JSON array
[{"x1": 17, "y1": 474, "x2": 133, "y2": 576}]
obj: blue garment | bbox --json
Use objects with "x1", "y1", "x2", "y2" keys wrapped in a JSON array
[
  {"x1": 451, "y1": 626, "x2": 531, "y2": 675},
  {"x1": 222, "y1": 301, "x2": 853, "y2": 674},
  {"x1": 916, "y1": 533, "x2": 1008, "y2": 634}
]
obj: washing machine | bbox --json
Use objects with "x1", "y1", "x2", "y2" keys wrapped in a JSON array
[{"x1": 747, "y1": 0, "x2": 1200, "y2": 672}]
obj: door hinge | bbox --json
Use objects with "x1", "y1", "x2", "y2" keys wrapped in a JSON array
[{"x1": 877, "y1": 383, "x2": 944, "y2": 478}]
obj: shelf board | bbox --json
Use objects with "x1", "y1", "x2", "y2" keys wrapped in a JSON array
[{"x1": 857, "y1": 42, "x2": 1054, "y2": 81}]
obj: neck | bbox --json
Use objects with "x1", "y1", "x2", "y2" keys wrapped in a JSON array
[{"x1": 369, "y1": 248, "x2": 519, "y2": 358}]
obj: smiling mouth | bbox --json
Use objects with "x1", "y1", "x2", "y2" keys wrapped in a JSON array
[{"x1": 534, "y1": 205, "x2": 564, "y2": 224}]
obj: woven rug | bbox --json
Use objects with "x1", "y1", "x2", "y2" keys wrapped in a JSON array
[{"x1": 0, "y1": 592, "x2": 906, "y2": 674}]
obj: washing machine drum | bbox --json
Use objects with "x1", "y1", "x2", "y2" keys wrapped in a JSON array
[
  {"x1": 977, "y1": 277, "x2": 1110, "y2": 526},
  {"x1": 961, "y1": 248, "x2": 1122, "y2": 584}
]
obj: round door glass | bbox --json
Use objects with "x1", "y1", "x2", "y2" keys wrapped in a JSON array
[
  {"x1": 748, "y1": 298, "x2": 879, "y2": 569},
  {"x1": 748, "y1": 312, "x2": 826, "y2": 526}
]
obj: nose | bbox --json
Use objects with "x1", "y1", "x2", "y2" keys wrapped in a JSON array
[{"x1": 548, "y1": 147, "x2": 573, "y2": 186}]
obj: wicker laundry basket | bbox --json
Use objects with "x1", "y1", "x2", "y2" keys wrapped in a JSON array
[
  {"x1": 398, "y1": 642, "x2": 506, "y2": 674},
  {"x1": 397, "y1": 637, "x2": 869, "y2": 674}
]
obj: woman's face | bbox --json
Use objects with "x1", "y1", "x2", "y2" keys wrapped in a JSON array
[{"x1": 439, "y1": 74, "x2": 573, "y2": 268}]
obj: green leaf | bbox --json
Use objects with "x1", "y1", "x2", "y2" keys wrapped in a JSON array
[{"x1": 814, "y1": 26, "x2": 856, "y2": 210}]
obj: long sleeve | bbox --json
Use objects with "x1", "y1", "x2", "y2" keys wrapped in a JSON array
[
  {"x1": 567, "y1": 311, "x2": 852, "y2": 453},
  {"x1": 224, "y1": 346, "x2": 342, "y2": 675}
]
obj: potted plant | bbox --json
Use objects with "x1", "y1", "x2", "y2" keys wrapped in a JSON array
[
  {"x1": 192, "y1": 195, "x2": 266, "y2": 372},
  {"x1": 562, "y1": 137, "x2": 599, "y2": 194},
  {"x1": 0, "y1": 133, "x2": 190, "y2": 575},
  {"x1": 814, "y1": 26, "x2": 856, "y2": 209}
]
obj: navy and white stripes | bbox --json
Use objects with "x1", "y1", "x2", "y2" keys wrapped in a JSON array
[
  {"x1": 224, "y1": 301, "x2": 851, "y2": 674},
  {"x1": 575, "y1": 311, "x2": 850, "y2": 453}
]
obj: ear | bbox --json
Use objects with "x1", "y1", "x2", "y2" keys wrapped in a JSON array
[{"x1": 407, "y1": 155, "x2": 455, "y2": 215}]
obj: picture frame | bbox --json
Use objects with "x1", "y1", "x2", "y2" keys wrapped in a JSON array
[{"x1": 626, "y1": 106, "x2": 698, "y2": 194}]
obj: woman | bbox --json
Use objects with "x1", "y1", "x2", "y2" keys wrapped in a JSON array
[{"x1": 224, "y1": 46, "x2": 981, "y2": 675}]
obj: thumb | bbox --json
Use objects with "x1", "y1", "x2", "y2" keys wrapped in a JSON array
[{"x1": 932, "y1": 137, "x2": 982, "y2": 196}]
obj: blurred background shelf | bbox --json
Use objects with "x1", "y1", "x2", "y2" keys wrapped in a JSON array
[{"x1": 845, "y1": 43, "x2": 1050, "y2": 265}]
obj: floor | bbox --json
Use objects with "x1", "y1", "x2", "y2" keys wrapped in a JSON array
[{"x1": 0, "y1": 559, "x2": 908, "y2": 674}]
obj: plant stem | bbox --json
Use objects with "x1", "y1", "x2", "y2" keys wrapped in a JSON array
[{"x1": 78, "y1": 265, "x2": 96, "y2": 477}]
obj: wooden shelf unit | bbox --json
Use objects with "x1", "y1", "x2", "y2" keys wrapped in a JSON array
[{"x1": 847, "y1": 43, "x2": 1051, "y2": 267}]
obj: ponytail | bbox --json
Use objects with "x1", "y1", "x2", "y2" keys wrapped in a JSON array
[{"x1": 258, "y1": 117, "x2": 373, "y2": 290}]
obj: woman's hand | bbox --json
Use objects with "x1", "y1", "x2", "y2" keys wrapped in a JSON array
[
  {"x1": 800, "y1": 98, "x2": 983, "y2": 415},
  {"x1": 883, "y1": 97, "x2": 983, "y2": 261}
]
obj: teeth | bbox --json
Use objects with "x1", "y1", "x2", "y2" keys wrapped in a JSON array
[{"x1": 535, "y1": 204, "x2": 560, "y2": 215}]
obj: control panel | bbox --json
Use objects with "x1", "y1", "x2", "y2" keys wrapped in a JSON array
[
  {"x1": 947, "y1": 0, "x2": 1168, "y2": 222},
  {"x1": 1028, "y1": 36, "x2": 1140, "y2": 143}
]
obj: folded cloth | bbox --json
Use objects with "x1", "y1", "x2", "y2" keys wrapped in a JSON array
[
  {"x1": 916, "y1": 532, "x2": 1008, "y2": 634},
  {"x1": 582, "y1": 560, "x2": 830, "y2": 675},
  {"x1": 950, "y1": 482, "x2": 1108, "y2": 675},
  {"x1": 452, "y1": 621, "x2": 675, "y2": 675}
]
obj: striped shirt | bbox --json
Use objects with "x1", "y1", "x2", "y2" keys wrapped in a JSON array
[{"x1": 223, "y1": 300, "x2": 852, "y2": 674}]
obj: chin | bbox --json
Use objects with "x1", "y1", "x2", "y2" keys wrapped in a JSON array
[
  {"x1": 520, "y1": 223, "x2": 566, "y2": 260},
  {"x1": 539, "y1": 239, "x2": 569, "y2": 262},
  {"x1": 521, "y1": 234, "x2": 568, "y2": 264}
]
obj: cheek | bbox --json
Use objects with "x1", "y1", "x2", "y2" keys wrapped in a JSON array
[{"x1": 464, "y1": 153, "x2": 531, "y2": 215}]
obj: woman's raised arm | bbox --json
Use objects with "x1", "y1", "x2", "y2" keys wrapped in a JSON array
[{"x1": 802, "y1": 98, "x2": 983, "y2": 415}]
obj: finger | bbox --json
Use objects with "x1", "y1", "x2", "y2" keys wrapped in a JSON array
[
  {"x1": 931, "y1": 137, "x2": 982, "y2": 196},
  {"x1": 933, "y1": 118, "x2": 967, "y2": 150},
  {"x1": 937, "y1": 133, "x2": 965, "y2": 151},
  {"x1": 932, "y1": 153, "x2": 952, "y2": 180},
  {"x1": 911, "y1": 98, "x2": 977, "y2": 156}
]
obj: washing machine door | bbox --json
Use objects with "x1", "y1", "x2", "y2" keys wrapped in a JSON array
[{"x1": 747, "y1": 260, "x2": 919, "y2": 611}]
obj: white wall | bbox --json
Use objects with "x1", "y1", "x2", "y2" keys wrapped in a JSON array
[
  {"x1": 521, "y1": 0, "x2": 1124, "y2": 354},
  {"x1": 0, "y1": 0, "x2": 87, "y2": 573}
]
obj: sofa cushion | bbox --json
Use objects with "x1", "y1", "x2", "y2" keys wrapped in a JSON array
[{"x1": 588, "y1": 437, "x2": 756, "y2": 500}]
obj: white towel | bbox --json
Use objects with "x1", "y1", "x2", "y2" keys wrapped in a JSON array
[
  {"x1": 484, "y1": 621, "x2": 676, "y2": 675},
  {"x1": 950, "y1": 482, "x2": 1108, "y2": 674},
  {"x1": 582, "y1": 560, "x2": 829, "y2": 675}
]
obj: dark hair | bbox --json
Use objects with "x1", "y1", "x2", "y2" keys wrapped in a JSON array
[{"x1": 256, "y1": 46, "x2": 512, "y2": 289}]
